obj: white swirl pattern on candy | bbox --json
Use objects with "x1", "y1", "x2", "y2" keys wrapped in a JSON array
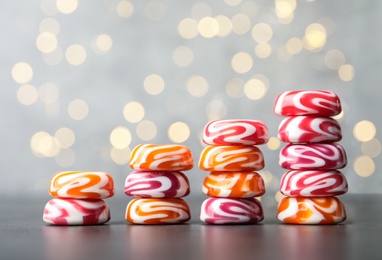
[
  {"x1": 203, "y1": 120, "x2": 268, "y2": 145},
  {"x1": 280, "y1": 170, "x2": 348, "y2": 197},
  {"x1": 278, "y1": 116, "x2": 342, "y2": 143},
  {"x1": 279, "y1": 143, "x2": 347, "y2": 170}
]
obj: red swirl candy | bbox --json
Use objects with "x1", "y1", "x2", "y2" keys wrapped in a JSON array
[
  {"x1": 43, "y1": 198, "x2": 110, "y2": 225},
  {"x1": 279, "y1": 143, "x2": 347, "y2": 170},
  {"x1": 202, "y1": 172, "x2": 265, "y2": 198},
  {"x1": 202, "y1": 119, "x2": 269, "y2": 146},
  {"x1": 200, "y1": 197, "x2": 264, "y2": 224},
  {"x1": 274, "y1": 90, "x2": 342, "y2": 116},
  {"x1": 199, "y1": 145, "x2": 265, "y2": 172},
  {"x1": 278, "y1": 116, "x2": 342, "y2": 143},
  {"x1": 124, "y1": 171, "x2": 190, "y2": 198},
  {"x1": 280, "y1": 170, "x2": 348, "y2": 197}
]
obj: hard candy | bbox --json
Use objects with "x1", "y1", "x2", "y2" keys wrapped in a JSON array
[
  {"x1": 199, "y1": 145, "x2": 265, "y2": 172},
  {"x1": 279, "y1": 143, "x2": 347, "y2": 170},
  {"x1": 125, "y1": 198, "x2": 191, "y2": 224},
  {"x1": 124, "y1": 171, "x2": 190, "y2": 198},
  {"x1": 277, "y1": 197, "x2": 346, "y2": 224},
  {"x1": 200, "y1": 197, "x2": 264, "y2": 224},
  {"x1": 130, "y1": 144, "x2": 193, "y2": 171},
  {"x1": 49, "y1": 171, "x2": 114, "y2": 199},
  {"x1": 280, "y1": 170, "x2": 348, "y2": 197},
  {"x1": 43, "y1": 198, "x2": 110, "y2": 225},
  {"x1": 278, "y1": 116, "x2": 342, "y2": 143},
  {"x1": 202, "y1": 172, "x2": 265, "y2": 198},
  {"x1": 274, "y1": 90, "x2": 342, "y2": 116},
  {"x1": 202, "y1": 119, "x2": 269, "y2": 146}
]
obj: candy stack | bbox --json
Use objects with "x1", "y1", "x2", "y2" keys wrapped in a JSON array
[
  {"x1": 43, "y1": 171, "x2": 114, "y2": 225},
  {"x1": 274, "y1": 90, "x2": 348, "y2": 224},
  {"x1": 124, "y1": 144, "x2": 193, "y2": 224},
  {"x1": 199, "y1": 119, "x2": 269, "y2": 224}
]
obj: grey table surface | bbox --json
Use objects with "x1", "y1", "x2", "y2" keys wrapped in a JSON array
[{"x1": 0, "y1": 194, "x2": 380, "y2": 260}]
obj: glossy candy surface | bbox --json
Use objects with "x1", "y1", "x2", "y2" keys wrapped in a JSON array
[
  {"x1": 130, "y1": 144, "x2": 193, "y2": 171},
  {"x1": 49, "y1": 171, "x2": 114, "y2": 199},
  {"x1": 43, "y1": 198, "x2": 110, "y2": 225},
  {"x1": 124, "y1": 171, "x2": 190, "y2": 198},
  {"x1": 280, "y1": 170, "x2": 348, "y2": 197},
  {"x1": 200, "y1": 197, "x2": 264, "y2": 224},
  {"x1": 199, "y1": 145, "x2": 264, "y2": 172},
  {"x1": 278, "y1": 116, "x2": 342, "y2": 144},
  {"x1": 202, "y1": 172, "x2": 265, "y2": 198},
  {"x1": 126, "y1": 198, "x2": 191, "y2": 224},
  {"x1": 277, "y1": 197, "x2": 346, "y2": 224},
  {"x1": 202, "y1": 119, "x2": 269, "y2": 146},
  {"x1": 274, "y1": 90, "x2": 341, "y2": 116},
  {"x1": 279, "y1": 143, "x2": 347, "y2": 170}
]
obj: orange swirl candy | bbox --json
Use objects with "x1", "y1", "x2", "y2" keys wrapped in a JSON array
[
  {"x1": 199, "y1": 145, "x2": 264, "y2": 172},
  {"x1": 49, "y1": 171, "x2": 114, "y2": 199},
  {"x1": 130, "y1": 144, "x2": 194, "y2": 171},
  {"x1": 203, "y1": 172, "x2": 265, "y2": 198},
  {"x1": 277, "y1": 197, "x2": 346, "y2": 224},
  {"x1": 126, "y1": 198, "x2": 191, "y2": 224}
]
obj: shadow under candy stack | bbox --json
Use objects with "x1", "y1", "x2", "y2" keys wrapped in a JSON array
[
  {"x1": 199, "y1": 119, "x2": 269, "y2": 224},
  {"x1": 274, "y1": 90, "x2": 348, "y2": 224},
  {"x1": 43, "y1": 171, "x2": 115, "y2": 225},
  {"x1": 125, "y1": 144, "x2": 193, "y2": 224}
]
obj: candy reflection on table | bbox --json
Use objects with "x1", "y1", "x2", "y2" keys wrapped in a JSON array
[
  {"x1": 274, "y1": 90, "x2": 342, "y2": 116},
  {"x1": 278, "y1": 116, "x2": 342, "y2": 143},
  {"x1": 199, "y1": 145, "x2": 265, "y2": 171},
  {"x1": 280, "y1": 170, "x2": 348, "y2": 197},
  {"x1": 202, "y1": 119, "x2": 269, "y2": 145},
  {"x1": 49, "y1": 171, "x2": 115, "y2": 199},
  {"x1": 277, "y1": 197, "x2": 346, "y2": 224},
  {"x1": 129, "y1": 144, "x2": 194, "y2": 171},
  {"x1": 202, "y1": 172, "x2": 265, "y2": 198},
  {"x1": 125, "y1": 171, "x2": 190, "y2": 198},
  {"x1": 279, "y1": 143, "x2": 347, "y2": 170},
  {"x1": 126, "y1": 198, "x2": 191, "y2": 224},
  {"x1": 43, "y1": 198, "x2": 111, "y2": 225},
  {"x1": 200, "y1": 197, "x2": 264, "y2": 224}
]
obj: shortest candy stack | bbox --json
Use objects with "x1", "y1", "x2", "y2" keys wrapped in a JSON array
[
  {"x1": 199, "y1": 119, "x2": 269, "y2": 224},
  {"x1": 43, "y1": 171, "x2": 115, "y2": 225},
  {"x1": 125, "y1": 144, "x2": 193, "y2": 224},
  {"x1": 274, "y1": 90, "x2": 348, "y2": 224}
]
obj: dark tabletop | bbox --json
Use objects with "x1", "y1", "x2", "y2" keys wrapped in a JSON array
[{"x1": 0, "y1": 194, "x2": 380, "y2": 260}]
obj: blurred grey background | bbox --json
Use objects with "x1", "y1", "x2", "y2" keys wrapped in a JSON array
[{"x1": 1, "y1": 0, "x2": 381, "y2": 207}]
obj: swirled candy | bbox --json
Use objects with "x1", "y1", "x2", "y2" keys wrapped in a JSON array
[
  {"x1": 278, "y1": 116, "x2": 342, "y2": 143},
  {"x1": 274, "y1": 90, "x2": 342, "y2": 116},
  {"x1": 200, "y1": 197, "x2": 264, "y2": 224},
  {"x1": 43, "y1": 198, "x2": 110, "y2": 225},
  {"x1": 199, "y1": 145, "x2": 264, "y2": 172},
  {"x1": 277, "y1": 197, "x2": 346, "y2": 224},
  {"x1": 280, "y1": 170, "x2": 348, "y2": 197},
  {"x1": 49, "y1": 171, "x2": 114, "y2": 199},
  {"x1": 130, "y1": 144, "x2": 193, "y2": 171},
  {"x1": 202, "y1": 119, "x2": 269, "y2": 146},
  {"x1": 124, "y1": 171, "x2": 190, "y2": 198},
  {"x1": 202, "y1": 172, "x2": 265, "y2": 198},
  {"x1": 126, "y1": 198, "x2": 191, "y2": 224},
  {"x1": 279, "y1": 143, "x2": 347, "y2": 170}
]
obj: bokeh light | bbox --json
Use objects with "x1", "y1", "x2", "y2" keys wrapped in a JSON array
[
  {"x1": 36, "y1": 32, "x2": 57, "y2": 53},
  {"x1": 110, "y1": 147, "x2": 131, "y2": 165},
  {"x1": 39, "y1": 82, "x2": 59, "y2": 104},
  {"x1": 206, "y1": 100, "x2": 227, "y2": 120},
  {"x1": 123, "y1": 101, "x2": 145, "y2": 123},
  {"x1": 173, "y1": 46, "x2": 194, "y2": 67},
  {"x1": 198, "y1": 17, "x2": 219, "y2": 38},
  {"x1": 304, "y1": 23, "x2": 327, "y2": 51},
  {"x1": 168, "y1": 121, "x2": 190, "y2": 143},
  {"x1": 267, "y1": 137, "x2": 281, "y2": 150},
  {"x1": 17, "y1": 84, "x2": 38, "y2": 105},
  {"x1": 251, "y1": 23, "x2": 273, "y2": 43},
  {"x1": 186, "y1": 75, "x2": 209, "y2": 97},
  {"x1": 325, "y1": 49, "x2": 345, "y2": 70},
  {"x1": 361, "y1": 138, "x2": 382, "y2": 158},
  {"x1": 178, "y1": 18, "x2": 198, "y2": 39},
  {"x1": 215, "y1": 15, "x2": 232, "y2": 37},
  {"x1": 55, "y1": 148, "x2": 76, "y2": 167},
  {"x1": 231, "y1": 14, "x2": 251, "y2": 35},
  {"x1": 144, "y1": 74, "x2": 165, "y2": 95},
  {"x1": 117, "y1": 0, "x2": 134, "y2": 18},
  {"x1": 255, "y1": 43, "x2": 272, "y2": 59},
  {"x1": 136, "y1": 120, "x2": 157, "y2": 141},
  {"x1": 93, "y1": 34, "x2": 113, "y2": 54},
  {"x1": 110, "y1": 126, "x2": 132, "y2": 149},
  {"x1": 191, "y1": 2, "x2": 211, "y2": 19},
  {"x1": 65, "y1": 44, "x2": 87, "y2": 65},
  {"x1": 354, "y1": 155, "x2": 375, "y2": 177},
  {"x1": 12, "y1": 62, "x2": 33, "y2": 84},
  {"x1": 56, "y1": 0, "x2": 78, "y2": 14},
  {"x1": 39, "y1": 18, "x2": 60, "y2": 35},
  {"x1": 353, "y1": 120, "x2": 376, "y2": 142},
  {"x1": 68, "y1": 99, "x2": 89, "y2": 120},
  {"x1": 338, "y1": 64, "x2": 355, "y2": 81},
  {"x1": 225, "y1": 78, "x2": 244, "y2": 98},
  {"x1": 231, "y1": 52, "x2": 253, "y2": 74},
  {"x1": 145, "y1": 0, "x2": 166, "y2": 21},
  {"x1": 54, "y1": 127, "x2": 75, "y2": 148},
  {"x1": 30, "y1": 131, "x2": 60, "y2": 157}
]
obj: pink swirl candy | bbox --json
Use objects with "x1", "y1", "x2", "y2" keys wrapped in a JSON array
[
  {"x1": 200, "y1": 197, "x2": 264, "y2": 224},
  {"x1": 202, "y1": 119, "x2": 269, "y2": 146},
  {"x1": 124, "y1": 171, "x2": 190, "y2": 198},
  {"x1": 278, "y1": 116, "x2": 342, "y2": 143},
  {"x1": 274, "y1": 90, "x2": 342, "y2": 116},
  {"x1": 280, "y1": 170, "x2": 348, "y2": 197},
  {"x1": 279, "y1": 143, "x2": 347, "y2": 170},
  {"x1": 43, "y1": 198, "x2": 110, "y2": 225}
]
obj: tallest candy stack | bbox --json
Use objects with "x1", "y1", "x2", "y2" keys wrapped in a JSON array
[{"x1": 274, "y1": 90, "x2": 348, "y2": 224}]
